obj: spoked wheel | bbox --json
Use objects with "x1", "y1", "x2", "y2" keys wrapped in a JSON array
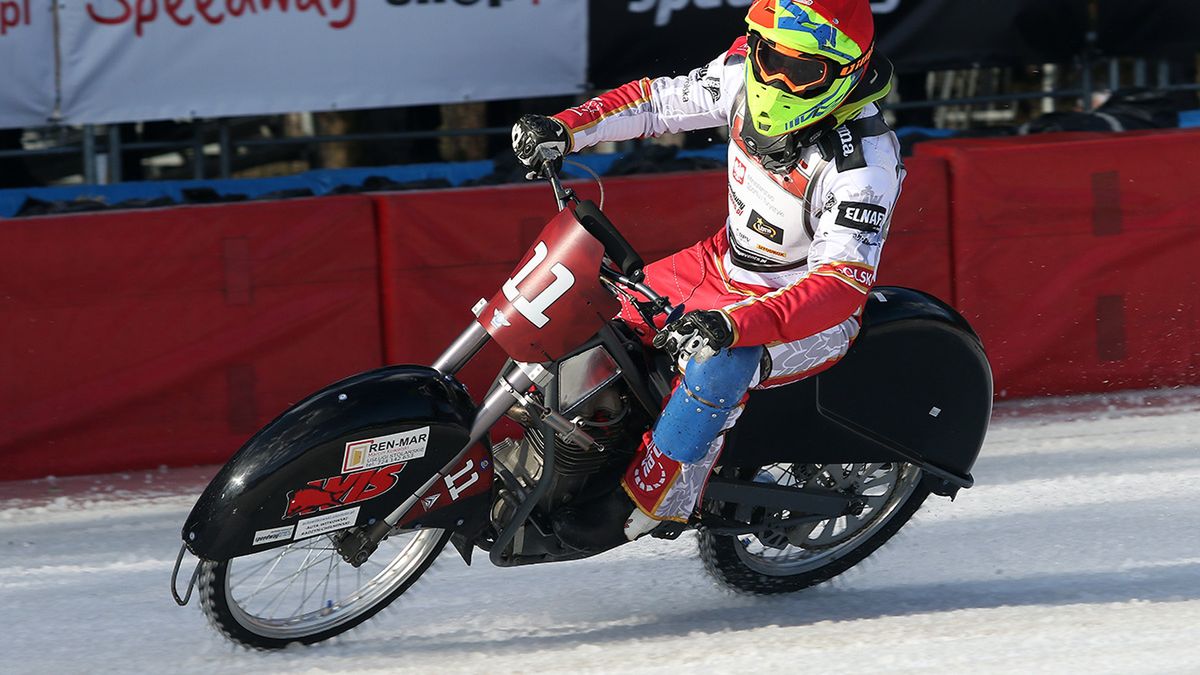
[
  {"x1": 198, "y1": 527, "x2": 451, "y2": 649},
  {"x1": 699, "y1": 462, "x2": 929, "y2": 594}
]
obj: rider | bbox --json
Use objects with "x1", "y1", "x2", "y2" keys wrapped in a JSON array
[{"x1": 511, "y1": 0, "x2": 904, "y2": 551}]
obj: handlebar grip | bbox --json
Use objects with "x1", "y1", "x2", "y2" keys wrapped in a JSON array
[
  {"x1": 573, "y1": 200, "x2": 644, "y2": 283},
  {"x1": 534, "y1": 146, "x2": 563, "y2": 178}
]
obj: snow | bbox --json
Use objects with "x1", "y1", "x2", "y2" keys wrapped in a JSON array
[{"x1": 3, "y1": 389, "x2": 1200, "y2": 674}]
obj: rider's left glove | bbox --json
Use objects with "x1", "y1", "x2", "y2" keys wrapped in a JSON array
[
  {"x1": 652, "y1": 309, "x2": 735, "y2": 366},
  {"x1": 512, "y1": 114, "x2": 572, "y2": 178}
]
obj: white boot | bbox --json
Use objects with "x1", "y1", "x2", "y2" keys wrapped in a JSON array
[{"x1": 623, "y1": 507, "x2": 662, "y2": 541}]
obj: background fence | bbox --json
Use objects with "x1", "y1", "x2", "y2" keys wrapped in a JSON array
[{"x1": 3, "y1": 128, "x2": 1199, "y2": 479}]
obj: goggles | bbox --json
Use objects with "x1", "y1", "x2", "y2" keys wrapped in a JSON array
[{"x1": 748, "y1": 31, "x2": 873, "y2": 98}]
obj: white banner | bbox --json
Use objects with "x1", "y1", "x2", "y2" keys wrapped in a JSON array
[
  {"x1": 0, "y1": 0, "x2": 56, "y2": 128},
  {"x1": 57, "y1": 0, "x2": 586, "y2": 126}
]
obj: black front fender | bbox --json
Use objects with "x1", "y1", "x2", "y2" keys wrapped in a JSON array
[{"x1": 183, "y1": 365, "x2": 490, "y2": 561}]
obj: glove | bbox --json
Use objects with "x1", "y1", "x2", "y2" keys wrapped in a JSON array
[
  {"x1": 512, "y1": 114, "x2": 571, "y2": 176},
  {"x1": 652, "y1": 310, "x2": 735, "y2": 365}
]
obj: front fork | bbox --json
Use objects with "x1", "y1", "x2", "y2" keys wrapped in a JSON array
[{"x1": 342, "y1": 317, "x2": 531, "y2": 564}]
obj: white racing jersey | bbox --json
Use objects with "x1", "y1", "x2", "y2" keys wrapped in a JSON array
[{"x1": 552, "y1": 37, "x2": 905, "y2": 347}]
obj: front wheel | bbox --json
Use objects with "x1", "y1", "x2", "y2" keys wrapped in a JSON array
[
  {"x1": 699, "y1": 462, "x2": 928, "y2": 594},
  {"x1": 197, "y1": 526, "x2": 451, "y2": 649}
]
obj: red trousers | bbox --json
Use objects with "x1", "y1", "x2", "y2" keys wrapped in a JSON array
[{"x1": 616, "y1": 230, "x2": 861, "y2": 522}]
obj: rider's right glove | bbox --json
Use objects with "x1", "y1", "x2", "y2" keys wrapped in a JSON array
[
  {"x1": 512, "y1": 114, "x2": 571, "y2": 177},
  {"x1": 652, "y1": 309, "x2": 735, "y2": 367}
]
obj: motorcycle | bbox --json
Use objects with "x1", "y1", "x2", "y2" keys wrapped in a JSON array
[{"x1": 170, "y1": 149, "x2": 993, "y2": 650}]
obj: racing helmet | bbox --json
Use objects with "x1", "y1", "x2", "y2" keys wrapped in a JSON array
[{"x1": 743, "y1": 0, "x2": 875, "y2": 137}]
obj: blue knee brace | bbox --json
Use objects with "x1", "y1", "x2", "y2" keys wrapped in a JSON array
[{"x1": 651, "y1": 346, "x2": 762, "y2": 463}]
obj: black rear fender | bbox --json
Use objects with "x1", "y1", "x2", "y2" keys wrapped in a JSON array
[
  {"x1": 183, "y1": 365, "x2": 493, "y2": 562},
  {"x1": 723, "y1": 287, "x2": 993, "y2": 495}
]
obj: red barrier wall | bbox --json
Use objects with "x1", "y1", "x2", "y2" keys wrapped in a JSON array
[
  {"x1": 0, "y1": 197, "x2": 383, "y2": 480},
  {"x1": 919, "y1": 130, "x2": 1200, "y2": 397},
  {"x1": 875, "y1": 155, "x2": 952, "y2": 302},
  {"x1": 13, "y1": 129, "x2": 1194, "y2": 480},
  {"x1": 373, "y1": 164, "x2": 952, "y2": 393}
]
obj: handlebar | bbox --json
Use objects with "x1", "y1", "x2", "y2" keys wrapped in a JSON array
[
  {"x1": 534, "y1": 146, "x2": 573, "y2": 210},
  {"x1": 532, "y1": 146, "x2": 676, "y2": 322}
]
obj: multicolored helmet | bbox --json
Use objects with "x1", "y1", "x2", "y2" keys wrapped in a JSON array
[{"x1": 744, "y1": 0, "x2": 876, "y2": 136}]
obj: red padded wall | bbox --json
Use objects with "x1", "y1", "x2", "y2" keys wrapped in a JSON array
[
  {"x1": 875, "y1": 155, "x2": 953, "y2": 302},
  {"x1": 919, "y1": 130, "x2": 1200, "y2": 397},
  {"x1": 0, "y1": 197, "x2": 383, "y2": 479},
  {"x1": 4, "y1": 132, "x2": 1194, "y2": 481}
]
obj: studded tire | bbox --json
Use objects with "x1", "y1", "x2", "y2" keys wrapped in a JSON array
[
  {"x1": 197, "y1": 527, "x2": 451, "y2": 650},
  {"x1": 699, "y1": 463, "x2": 930, "y2": 595}
]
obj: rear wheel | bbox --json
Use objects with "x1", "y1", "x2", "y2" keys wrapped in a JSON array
[
  {"x1": 699, "y1": 462, "x2": 928, "y2": 594},
  {"x1": 198, "y1": 527, "x2": 450, "y2": 649}
]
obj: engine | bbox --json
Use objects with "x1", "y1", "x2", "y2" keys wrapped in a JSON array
[{"x1": 495, "y1": 385, "x2": 641, "y2": 515}]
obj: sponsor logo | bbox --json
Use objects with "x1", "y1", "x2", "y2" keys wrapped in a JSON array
[
  {"x1": 252, "y1": 525, "x2": 294, "y2": 547},
  {"x1": 683, "y1": 64, "x2": 708, "y2": 102},
  {"x1": 343, "y1": 426, "x2": 430, "y2": 473},
  {"x1": 569, "y1": 98, "x2": 607, "y2": 120},
  {"x1": 836, "y1": 201, "x2": 888, "y2": 233},
  {"x1": 746, "y1": 210, "x2": 784, "y2": 244},
  {"x1": 284, "y1": 463, "x2": 407, "y2": 519},
  {"x1": 732, "y1": 227, "x2": 752, "y2": 246},
  {"x1": 853, "y1": 231, "x2": 880, "y2": 247},
  {"x1": 1, "y1": 0, "x2": 33, "y2": 36},
  {"x1": 732, "y1": 157, "x2": 747, "y2": 184},
  {"x1": 86, "y1": 0, "x2": 357, "y2": 36},
  {"x1": 837, "y1": 126, "x2": 854, "y2": 157},
  {"x1": 756, "y1": 243, "x2": 787, "y2": 257},
  {"x1": 833, "y1": 263, "x2": 877, "y2": 288},
  {"x1": 490, "y1": 308, "x2": 511, "y2": 329},
  {"x1": 702, "y1": 78, "x2": 723, "y2": 103},
  {"x1": 629, "y1": 0, "x2": 750, "y2": 27},
  {"x1": 728, "y1": 187, "x2": 746, "y2": 215},
  {"x1": 295, "y1": 507, "x2": 360, "y2": 540},
  {"x1": 421, "y1": 494, "x2": 440, "y2": 511},
  {"x1": 632, "y1": 444, "x2": 668, "y2": 492}
]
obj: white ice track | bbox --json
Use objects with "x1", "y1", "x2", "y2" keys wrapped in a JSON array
[{"x1": 3, "y1": 389, "x2": 1200, "y2": 674}]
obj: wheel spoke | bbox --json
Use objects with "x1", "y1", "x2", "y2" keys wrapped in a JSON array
[
  {"x1": 727, "y1": 462, "x2": 924, "y2": 577},
  {"x1": 240, "y1": 548, "x2": 332, "y2": 605},
  {"x1": 259, "y1": 548, "x2": 315, "y2": 618},
  {"x1": 206, "y1": 528, "x2": 448, "y2": 646},
  {"x1": 235, "y1": 545, "x2": 291, "y2": 590}
]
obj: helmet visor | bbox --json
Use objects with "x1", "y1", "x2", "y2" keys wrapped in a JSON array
[{"x1": 749, "y1": 31, "x2": 871, "y2": 98}]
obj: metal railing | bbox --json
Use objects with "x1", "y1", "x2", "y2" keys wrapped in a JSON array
[{"x1": 2, "y1": 57, "x2": 1197, "y2": 188}]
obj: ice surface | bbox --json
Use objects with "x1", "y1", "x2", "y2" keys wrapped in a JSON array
[{"x1": 2, "y1": 389, "x2": 1199, "y2": 674}]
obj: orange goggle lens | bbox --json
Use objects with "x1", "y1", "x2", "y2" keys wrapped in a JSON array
[{"x1": 749, "y1": 32, "x2": 872, "y2": 98}]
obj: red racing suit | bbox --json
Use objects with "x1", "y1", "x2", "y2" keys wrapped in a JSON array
[{"x1": 552, "y1": 38, "x2": 905, "y2": 523}]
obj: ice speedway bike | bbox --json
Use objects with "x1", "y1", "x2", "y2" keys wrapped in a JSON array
[{"x1": 171, "y1": 149, "x2": 993, "y2": 649}]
